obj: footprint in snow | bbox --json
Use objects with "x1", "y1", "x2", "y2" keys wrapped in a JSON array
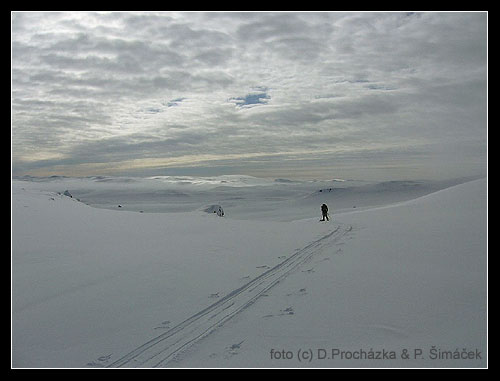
[
  {"x1": 154, "y1": 320, "x2": 171, "y2": 330},
  {"x1": 263, "y1": 306, "x2": 295, "y2": 318},
  {"x1": 224, "y1": 340, "x2": 245, "y2": 359},
  {"x1": 86, "y1": 354, "x2": 112, "y2": 367},
  {"x1": 229, "y1": 340, "x2": 244, "y2": 351},
  {"x1": 287, "y1": 288, "x2": 307, "y2": 297},
  {"x1": 280, "y1": 307, "x2": 294, "y2": 315},
  {"x1": 316, "y1": 257, "x2": 331, "y2": 263}
]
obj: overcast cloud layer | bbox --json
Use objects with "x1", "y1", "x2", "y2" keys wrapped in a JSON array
[{"x1": 12, "y1": 12, "x2": 487, "y2": 180}]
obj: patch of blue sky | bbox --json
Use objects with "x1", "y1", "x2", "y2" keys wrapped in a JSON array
[
  {"x1": 230, "y1": 92, "x2": 271, "y2": 108},
  {"x1": 166, "y1": 97, "x2": 186, "y2": 107}
]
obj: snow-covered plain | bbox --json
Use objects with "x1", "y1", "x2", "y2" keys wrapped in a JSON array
[{"x1": 11, "y1": 175, "x2": 487, "y2": 368}]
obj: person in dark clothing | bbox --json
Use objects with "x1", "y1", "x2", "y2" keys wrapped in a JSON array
[{"x1": 321, "y1": 203, "x2": 329, "y2": 221}]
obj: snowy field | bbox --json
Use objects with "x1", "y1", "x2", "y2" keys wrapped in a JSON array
[{"x1": 11, "y1": 175, "x2": 487, "y2": 368}]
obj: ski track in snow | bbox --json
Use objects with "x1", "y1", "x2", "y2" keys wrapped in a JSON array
[{"x1": 105, "y1": 225, "x2": 352, "y2": 368}]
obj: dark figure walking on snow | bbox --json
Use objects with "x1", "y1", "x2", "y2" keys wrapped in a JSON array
[{"x1": 321, "y1": 203, "x2": 329, "y2": 221}]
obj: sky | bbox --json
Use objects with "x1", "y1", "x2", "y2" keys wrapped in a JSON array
[{"x1": 11, "y1": 12, "x2": 487, "y2": 180}]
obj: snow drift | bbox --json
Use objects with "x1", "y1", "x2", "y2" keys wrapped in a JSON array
[{"x1": 11, "y1": 177, "x2": 487, "y2": 368}]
